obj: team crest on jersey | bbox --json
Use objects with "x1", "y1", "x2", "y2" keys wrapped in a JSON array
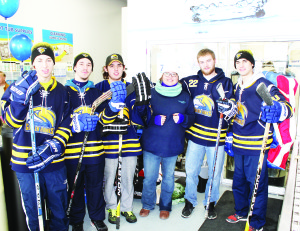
[
  {"x1": 73, "y1": 105, "x2": 92, "y2": 114},
  {"x1": 25, "y1": 106, "x2": 56, "y2": 135},
  {"x1": 234, "y1": 101, "x2": 248, "y2": 126},
  {"x1": 193, "y1": 94, "x2": 214, "y2": 117}
]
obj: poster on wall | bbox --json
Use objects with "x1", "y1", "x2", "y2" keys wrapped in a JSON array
[
  {"x1": 42, "y1": 29, "x2": 73, "y2": 63},
  {"x1": 0, "y1": 23, "x2": 34, "y2": 62},
  {"x1": 42, "y1": 29, "x2": 73, "y2": 82},
  {"x1": 0, "y1": 23, "x2": 34, "y2": 84}
]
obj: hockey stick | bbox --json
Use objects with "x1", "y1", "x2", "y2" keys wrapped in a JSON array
[
  {"x1": 29, "y1": 96, "x2": 44, "y2": 231},
  {"x1": 67, "y1": 84, "x2": 134, "y2": 216},
  {"x1": 244, "y1": 82, "x2": 273, "y2": 231},
  {"x1": 116, "y1": 108, "x2": 124, "y2": 230},
  {"x1": 204, "y1": 82, "x2": 225, "y2": 218}
]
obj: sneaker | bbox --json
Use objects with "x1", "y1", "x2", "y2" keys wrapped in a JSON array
[
  {"x1": 249, "y1": 226, "x2": 263, "y2": 231},
  {"x1": 226, "y1": 214, "x2": 247, "y2": 223},
  {"x1": 181, "y1": 199, "x2": 195, "y2": 218},
  {"x1": 207, "y1": 202, "x2": 217, "y2": 220},
  {"x1": 121, "y1": 211, "x2": 137, "y2": 223},
  {"x1": 108, "y1": 209, "x2": 117, "y2": 224},
  {"x1": 91, "y1": 220, "x2": 108, "y2": 231},
  {"x1": 72, "y1": 222, "x2": 84, "y2": 231}
]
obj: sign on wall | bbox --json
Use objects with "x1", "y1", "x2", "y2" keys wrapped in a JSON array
[
  {"x1": 42, "y1": 29, "x2": 74, "y2": 80},
  {"x1": 0, "y1": 23, "x2": 34, "y2": 62},
  {"x1": 42, "y1": 29, "x2": 73, "y2": 63}
]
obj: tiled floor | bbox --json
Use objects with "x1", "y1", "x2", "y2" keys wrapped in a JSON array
[{"x1": 69, "y1": 184, "x2": 233, "y2": 231}]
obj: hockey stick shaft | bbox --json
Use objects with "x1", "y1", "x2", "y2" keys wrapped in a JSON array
[
  {"x1": 204, "y1": 82, "x2": 226, "y2": 218},
  {"x1": 116, "y1": 108, "x2": 124, "y2": 230},
  {"x1": 245, "y1": 83, "x2": 273, "y2": 231},
  {"x1": 67, "y1": 84, "x2": 135, "y2": 216},
  {"x1": 205, "y1": 113, "x2": 223, "y2": 218},
  {"x1": 29, "y1": 96, "x2": 44, "y2": 231}
]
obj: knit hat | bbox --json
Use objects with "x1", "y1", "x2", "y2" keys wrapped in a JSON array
[
  {"x1": 73, "y1": 53, "x2": 94, "y2": 71},
  {"x1": 31, "y1": 42, "x2": 55, "y2": 64},
  {"x1": 105, "y1": 54, "x2": 124, "y2": 66},
  {"x1": 234, "y1": 50, "x2": 255, "y2": 68},
  {"x1": 159, "y1": 64, "x2": 180, "y2": 77}
]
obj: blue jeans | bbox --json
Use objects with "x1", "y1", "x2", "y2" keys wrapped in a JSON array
[
  {"x1": 184, "y1": 140, "x2": 225, "y2": 207},
  {"x1": 141, "y1": 151, "x2": 178, "y2": 211}
]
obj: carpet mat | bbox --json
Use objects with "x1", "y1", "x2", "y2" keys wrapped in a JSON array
[{"x1": 198, "y1": 190, "x2": 282, "y2": 231}]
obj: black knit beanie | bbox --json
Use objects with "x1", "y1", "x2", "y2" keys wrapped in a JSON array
[
  {"x1": 73, "y1": 53, "x2": 94, "y2": 71},
  {"x1": 234, "y1": 50, "x2": 255, "y2": 68},
  {"x1": 31, "y1": 42, "x2": 55, "y2": 64}
]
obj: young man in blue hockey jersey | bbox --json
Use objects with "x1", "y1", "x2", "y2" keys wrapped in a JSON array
[
  {"x1": 180, "y1": 48, "x2": 235, "y2": 219},
  {"x1": 64, "y1": 53, "x2": 127, "y2": 231},
  {"x1": 224, "y1": 50, "x2": 293, "y2": 231},
  {"x1": 95, "y1": 54, "x2": 151, "y2": 225},
  {"x1": 1, "y1": 42, "x2": 72, "y2": 231}
]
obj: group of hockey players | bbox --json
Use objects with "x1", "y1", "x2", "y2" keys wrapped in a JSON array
[{"x1": 0, "y1": 42, "x2": 293, "y2": 231}]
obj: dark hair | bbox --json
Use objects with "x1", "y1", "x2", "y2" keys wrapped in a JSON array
[{"x1": 102, "y1": 65, "x2": 126, "y2": 80}]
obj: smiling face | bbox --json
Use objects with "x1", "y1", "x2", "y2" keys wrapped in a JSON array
[
  {"x1": 162, "y1": 72, "x2": 179, "y2": 86},
  {"x1": 198, "y1": 54, "x2": 216, "y2": 78},
  {"x1": 235, "y1": 58, "x2": 254, "y2": 79},
  {"x1": 74, "y1": 58, "x2": 93, "y2": 82},
  {"x1": 104, "y1": 61, "x2": 125, "y2": 82},
  {"x1": 32, "y1": 55, "x2": 54, "y2": 82}
]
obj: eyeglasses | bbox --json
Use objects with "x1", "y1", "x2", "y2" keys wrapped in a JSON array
[{"x1": 163, "y1": 72, "x2": 178, "y2": 77}]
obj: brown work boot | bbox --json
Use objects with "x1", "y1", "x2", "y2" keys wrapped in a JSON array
[
  {"x1": 159, "y1": 211, "x2": 170, "y2": 220},
  {"x1": 139, "y1": 208, "x2": 150, "y2": 217}
]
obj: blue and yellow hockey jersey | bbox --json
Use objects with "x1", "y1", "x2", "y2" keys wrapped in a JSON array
[
  {"x1": 181, "y1": 67, "x2": 234, "y2": 146},
  {"x1": 232, "y1": 73, "x2": 293, "y2": 156},
  {"x1": 1, "y1": 77, "x2": 72, "y2": 173},
  {"x1": 95, "y1": 79, "x2": 142, "y2": 158},
  {"x1": 64, "y1": 80, "x2": 120, "y2": 165}
]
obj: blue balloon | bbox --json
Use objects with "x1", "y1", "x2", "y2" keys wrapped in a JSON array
[
  {"x1": 9, "y1": 34, "x2": 33, "y2": 62},
  {"x1": 0, "y1": 0, "x2": 20, "y2": 19}
]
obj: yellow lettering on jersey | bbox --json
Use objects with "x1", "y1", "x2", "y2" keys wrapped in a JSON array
[
  {"x1": 189, "y1": 79, "x2": 198, "y2": 87},
  {"x1": 194, "y1": 108, "x2": 212, "y2": 117}
]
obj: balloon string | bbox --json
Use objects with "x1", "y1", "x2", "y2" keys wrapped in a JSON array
[{"x1": 5, "y1": 19, "x2": 14, "y2": 80}]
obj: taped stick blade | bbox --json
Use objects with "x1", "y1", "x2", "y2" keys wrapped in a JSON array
[
  {"x1": 216, "y1": 83, "x2": 225, "y2": 99},
  {"x1": 256, "y1": 82, "x2": 273, "y2": 106}
]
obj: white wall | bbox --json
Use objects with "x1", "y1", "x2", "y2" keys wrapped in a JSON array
[
  {"x1": 124, "y1": 0, "x2": 300, "y2": 79},
  {"x1": 124, "y1": 0, "x2": 300, "y2": 129},
  {"x1": 0, "y1": 0, "x2": 126, "y2": 83}
]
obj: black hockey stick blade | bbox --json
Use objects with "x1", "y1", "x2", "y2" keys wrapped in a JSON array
[
  {"x1": 256, "y1": 82, "x2": 273, "y2": 106},
  {"x1": 216, "y1": 82, "x2": 225, "y2": 100}
]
